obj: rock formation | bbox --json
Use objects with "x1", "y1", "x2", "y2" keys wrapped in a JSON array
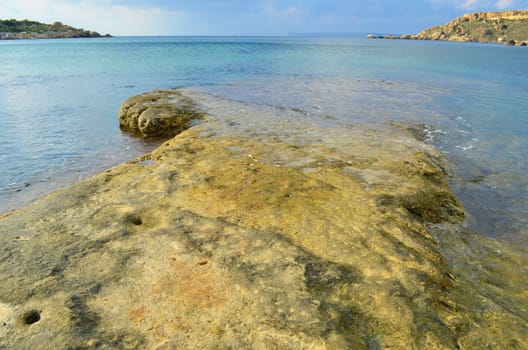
[
  {"x1": 368, "y1": 10, "x2": 528, "y2": 46},
  {"x1": 0, "y1": 19, "x2": 111, "y2": 40},
  {"x1": 118, "y1": 90, "x2": 206, "y2": 138},
  {"x1": 1, "y1": 89, "x2": 526, "y2": 349}
]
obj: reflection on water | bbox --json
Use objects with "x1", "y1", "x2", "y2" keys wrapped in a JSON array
[{"x1": 0, "y1": 73, "x2": 163, "y2": 213}]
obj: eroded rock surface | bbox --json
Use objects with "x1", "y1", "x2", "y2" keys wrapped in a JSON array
[
  {"x1": 1, "y1": 89, "x2": 527, "y2": 349},
  {"x1": 118, "y1": 89, "x2": 205, "y2": 138}
]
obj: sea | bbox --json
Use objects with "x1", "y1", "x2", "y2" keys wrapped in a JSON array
[{"x1": 0, "y1": 36, "x2": 527, "y2": 246}]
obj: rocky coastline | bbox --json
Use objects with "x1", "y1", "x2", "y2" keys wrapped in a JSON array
[
  {"x1": 0, "y1": 19, "x2": 111, "y2": 40},
  {"x1": 368, "y1": 10, "x2": 528, "y2": 46},
  {"x1": 1, "y1": 89, "x2": 526, "y2": 348}
]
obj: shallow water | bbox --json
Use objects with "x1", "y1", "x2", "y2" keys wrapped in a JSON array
[{"x1": 0, "y1": 36, "x2": 526, "y2": 244}]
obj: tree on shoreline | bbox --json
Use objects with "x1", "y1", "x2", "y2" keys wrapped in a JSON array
[{"x1": 0, "y1": 19, "x2": 111, "y2": 39}]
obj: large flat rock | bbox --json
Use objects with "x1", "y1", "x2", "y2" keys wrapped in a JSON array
[{"x1": 1, "y1": 89, "x2": 526, "y2": 349}]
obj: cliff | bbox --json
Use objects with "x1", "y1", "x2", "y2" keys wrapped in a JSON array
[
  {"x1": 369, "y1": 10, "x2": 528, "y2": 46},
  {"x1": 0, "y1": 89, "x2": 527, "y2": 349},
  {"x1": 0, "y1": 19, "x2": 111, "y2": 40}
]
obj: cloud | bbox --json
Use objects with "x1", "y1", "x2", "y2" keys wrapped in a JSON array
[
  {"x1": 462, "y1": 0, "x2": 523, "y2": 10},
  {"x1": 1, "y1": 0, "x2": 188, "y2": 35},
  {"x1": 496, "y1": 0, "x2": 516, "y2": 8},
  {"x1": 265, "y1": 4, "x2": 302, "y2": 17},
  {"x1": 4, "y1": 0, "x2": 527, "y2": 36},
  {"x1": 461, "y1": 0, "x2": 480, "y2": 10},
  {"x1": 429, "y1": 0, "x2": 524, "y2": 11}
]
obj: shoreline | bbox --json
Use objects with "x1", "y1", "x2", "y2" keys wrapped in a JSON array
[
  {"x1": 0, "y1": 136, "x2": 163, "y2": 217},
  {"x1": 366, "y1": 32, "x2": 528, "y2": 46},
  {"x1": 1, "y1": 89, "x2": 527, "y2": 348},
  {"x1": 0, "y1": 19, "x2": 111, "y2": 40},
  {"x1": 367, "y1": 10, "x2": 528, "y2": 47}
]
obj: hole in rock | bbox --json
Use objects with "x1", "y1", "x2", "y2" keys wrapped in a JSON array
[
  {"x1": 125, "y1": 214, "x2": 143, "y2": 226},
  {"x1": 22, "y1": 310, "x2": 41, "y2": 325},
  {"x1": 132, "y1": 217, "x2": 143, "y2": 225}
]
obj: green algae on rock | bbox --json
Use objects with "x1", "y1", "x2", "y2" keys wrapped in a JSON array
[{"x1": 0, "y1": 89, "x2": 527, "y2": 349}]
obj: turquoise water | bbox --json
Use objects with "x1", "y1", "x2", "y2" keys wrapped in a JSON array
[{"x1": 0, "y1": 36, "x2": 527, "y2": 244}]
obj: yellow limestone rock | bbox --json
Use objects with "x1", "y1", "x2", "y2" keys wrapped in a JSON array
[{"x1": 0, "y1": 89, "x2": 526, "y2": 349}]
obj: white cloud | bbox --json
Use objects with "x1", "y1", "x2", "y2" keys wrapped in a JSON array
[
  {"x1": 1, "y1": 1, "x2": 189, "y2": 35},
  {"x1": 428, "y1": 0, "x2": 522, "y2": 11},
  {"x1": 496, "y1": 0, "x2": 516, "y2": 8},
  {"x1": 461, "y1": 0, "x2": 521, "y2": 10},
  {"x1": 461, "y1": 0, "x2": 479, "y2": 10},
  {"x1": 265, "y1": 4, "x2": 301, "y2": 17}
]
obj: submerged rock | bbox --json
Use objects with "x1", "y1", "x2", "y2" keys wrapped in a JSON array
[{"x1": 0, "y1": 89, "x2": 526, "y2": 349}]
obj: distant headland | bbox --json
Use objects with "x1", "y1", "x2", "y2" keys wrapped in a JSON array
[
  {"x1": 0, "y1": 19, "x2": 111, "y2": 40},
  {"x1": 368, "y1": 10, "x2": 528, "y2": 46}
]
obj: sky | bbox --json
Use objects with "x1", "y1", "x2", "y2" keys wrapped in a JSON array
[{"x1": 2, "y1": 0, "x2": 528, "y2": 36}]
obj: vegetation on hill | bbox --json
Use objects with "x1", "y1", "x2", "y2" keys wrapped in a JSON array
[
  {"x1": 416, "y1": 10, "x2": 528, "y2": 45},
  {"x1": 0, "y1": 19, "x2": 111, "y2": 39},
  {"x1": 369, "y1": 10, "x2": 528, "y2": 46}
]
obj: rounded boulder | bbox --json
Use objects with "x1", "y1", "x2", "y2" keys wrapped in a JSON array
[{"x1": 118, "y1": 89, "x2": 205, "y2": 138}]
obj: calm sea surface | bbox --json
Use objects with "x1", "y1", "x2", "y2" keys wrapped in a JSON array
[{"x1": 0, "y1": 36, "x2": 527, "y2": 244}]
